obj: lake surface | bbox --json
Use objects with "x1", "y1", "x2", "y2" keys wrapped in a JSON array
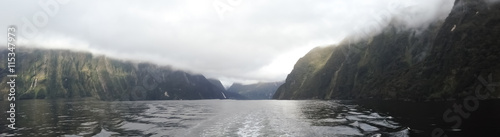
[
  {"x1": 1, "y1": 99, "x2": 499, "y2": 137},
  {"x1": 1, "y1": 99, "x2": 410, "y2": 137}
]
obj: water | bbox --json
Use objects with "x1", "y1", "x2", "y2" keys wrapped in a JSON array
[
  {"x1": 356, "y1": 99, "x2": 500, "y2": 137},
  {"x1": 1, "y1": 99, "x2": 409, "y2": 137}
]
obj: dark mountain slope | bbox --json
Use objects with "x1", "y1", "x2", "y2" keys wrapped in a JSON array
[{"x1": 274, "y1": 0, "x2": 500, "y2": 100}]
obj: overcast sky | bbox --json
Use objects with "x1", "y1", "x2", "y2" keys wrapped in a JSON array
[{"x1": 1, "y1": 0, "x2": 454, "y2": 87}]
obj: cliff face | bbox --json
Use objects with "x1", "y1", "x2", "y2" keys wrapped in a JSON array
[
  {"x1": 228, "y1": 82, "x2": 283, "y2": 99},
  {"x1": 274, "y1": 0, "x2": 500, "y2": 100},
  {"x1": 0, "y1": 49, "x2": 226, "y2": 101}
]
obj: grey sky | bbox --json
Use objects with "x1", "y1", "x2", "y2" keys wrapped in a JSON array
[{"x1": 1, "y1": 0, "x2": 454, "y2": 87}]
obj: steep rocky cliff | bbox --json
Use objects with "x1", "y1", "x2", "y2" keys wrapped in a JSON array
[
  {"x1": 274, "y1": 0, "x2": 500, "y2": 100},
  {"x1": 0, "y1": 49, "x2": 227, "y2": 101}
]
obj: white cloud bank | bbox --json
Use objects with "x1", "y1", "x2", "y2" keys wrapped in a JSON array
[{"x1": 0, "y1": 0, "x2": 454, "y2": 86}]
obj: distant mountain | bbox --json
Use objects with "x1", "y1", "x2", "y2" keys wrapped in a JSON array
[
  {"x1": 0, "y1": 49, "x2": 226, "y2": 101},
  {"x1": 274, "y1": 0, "x2": 500, "y2": 100},
  {"x1": 207, "y1": 78, "x2": 246, "y2": 99},
  {"x1": 228, "y1": 82, "x2": 284, "y2": 99}
]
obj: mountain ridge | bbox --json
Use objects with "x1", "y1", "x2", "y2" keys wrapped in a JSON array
[{"x1": 227, "y1": 81, "x2": 284, "y2": 99}]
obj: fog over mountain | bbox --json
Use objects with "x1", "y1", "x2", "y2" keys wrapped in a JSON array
[{"x1": 0, "y1": 0, "x2": 454, "y2": 86}]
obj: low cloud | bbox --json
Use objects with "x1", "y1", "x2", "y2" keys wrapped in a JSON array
[{"x1": 0, "y1": 0, "x2": 455, "y2": 85}]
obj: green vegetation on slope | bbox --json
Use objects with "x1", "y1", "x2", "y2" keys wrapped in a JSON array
[{"x1": 0, "y1": 49, "x2": 226, "y2": 101}]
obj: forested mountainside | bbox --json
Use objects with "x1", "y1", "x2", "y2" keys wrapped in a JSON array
[
  {"x1": 274, "y1": 0, "x2": 500, "y2": 100},
  {"x1": 0, "y1": 49, "x2": 226, "y2": 101}
]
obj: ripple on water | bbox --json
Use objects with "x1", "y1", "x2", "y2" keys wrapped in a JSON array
[
  {"x1": 317, "y1": 118, "x2": 348, "y2": 123},
  {"x1": 304, "y1": 100, "x2": 405, "y2": 136},
  {"x1": 312, "y1": 126, "x2": 363, "y2": 136},
  {"x1": 120, "y1": 121, "x2": 156, "y2": 131}
]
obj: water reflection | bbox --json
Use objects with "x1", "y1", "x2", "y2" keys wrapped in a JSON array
[{"x1": 1, "y1": 99, "x2": 410, "y2": 137}]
